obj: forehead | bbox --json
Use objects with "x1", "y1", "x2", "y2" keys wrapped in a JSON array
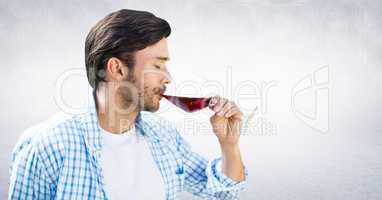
[{"x1": 134, "y1": 38, "x2": 170, "y2": 63}]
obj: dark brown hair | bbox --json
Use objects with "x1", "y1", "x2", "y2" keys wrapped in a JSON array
[{"x1": 85, "y1": 9, "x2": 171, "y2": 88}]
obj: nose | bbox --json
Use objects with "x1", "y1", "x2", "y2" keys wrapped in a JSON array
[{"x1": 163, "y1": 69, "x2": 172, "y2": 85}]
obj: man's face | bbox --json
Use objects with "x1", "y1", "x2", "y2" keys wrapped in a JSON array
[{"x1": 123, "y1": 38, "x2": 172, "y2": 112}]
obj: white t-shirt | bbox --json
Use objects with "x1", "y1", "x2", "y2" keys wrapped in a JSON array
[{"x1": 100, "y1": 125, "x2": 166, "y2": 200}]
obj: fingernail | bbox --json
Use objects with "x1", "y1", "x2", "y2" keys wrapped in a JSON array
[{"x1": 209, "y1": 98, "x2": 217, "y2": 106}]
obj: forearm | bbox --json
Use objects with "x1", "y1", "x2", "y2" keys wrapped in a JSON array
[{"x1": 220, "y1": 143, "x2": 245, "y2": 182}]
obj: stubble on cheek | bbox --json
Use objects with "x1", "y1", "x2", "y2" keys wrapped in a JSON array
[{"x1": 141, "y1": 86, "x2": 160, "y2": 111}]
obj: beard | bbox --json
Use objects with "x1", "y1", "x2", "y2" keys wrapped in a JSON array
[
  {"x1": 118, "y1": 82, "x2": 165, "y2": 113},
  {"x1": 140, "y1": 86, "x2": 165, "y2": 112}
]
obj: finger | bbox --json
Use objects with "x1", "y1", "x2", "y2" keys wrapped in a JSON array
[
  {"x1": 224, "y1": 106, "x2": 241, "y2": 118},
  {"x1": 208, "y1": 96, "x2": 221, "y2": 110},
  {"x1": 228, "y1": 120, "x2": 243, "y2": 136},
  {"x1": 216, "y1": 98, "x2": 228, "y2": 113},
  {"x1": 208, "y1": 96, "x2": 219, "y2": 107},
  {"x1": 227, "y1": 103, "x2": 243, "y2": 119},
  {"x1": 210, "y1": 112, "x2": 226, "y2": 123},
  {"x1": 221, "y1": 102, "x2": 238, "y2": 118},
  {"x1": 211, "y1": 97, "x2": 228, "y2": 113},
  {"x1": 218, "y1": 101, "x2": 233, "y2": 117}
]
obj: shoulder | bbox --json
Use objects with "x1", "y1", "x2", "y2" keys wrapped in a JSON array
[{"x1": 12, "y1": 111, "x2": 85, "y2": 168}]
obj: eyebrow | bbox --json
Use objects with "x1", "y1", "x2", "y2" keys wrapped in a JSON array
[{"x1": 155, "y1": 56, "x2": 170, "y2": 61}]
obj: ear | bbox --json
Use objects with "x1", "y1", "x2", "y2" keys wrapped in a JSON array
[{"x1": 106, "y1": 57, "x2": 129, "y2": 81}]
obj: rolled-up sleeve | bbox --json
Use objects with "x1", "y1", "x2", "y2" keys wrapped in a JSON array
[{"x1": 175, "y1": 132, "x2": 248, "y2": 199}]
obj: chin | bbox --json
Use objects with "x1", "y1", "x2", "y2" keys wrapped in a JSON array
[
  {"x1": 143, "y1": 103, "x2": 160, "y2": 112},
  {"x1": 144, "y1": 107, "x2": 159, "y2": 112}
]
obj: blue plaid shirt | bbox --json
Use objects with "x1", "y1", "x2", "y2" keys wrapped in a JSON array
[{"x1": 9, "y1": 93, "x2": 247, "y2": 200}]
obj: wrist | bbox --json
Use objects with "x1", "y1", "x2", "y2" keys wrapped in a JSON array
[{"x1": 220, "y1": 142, "x2": 240, "y2": 156}]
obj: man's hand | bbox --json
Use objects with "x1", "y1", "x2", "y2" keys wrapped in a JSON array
[
  {"x1": 208, "y1": 96, "x2": 245, "y2": 182},
  {"x1": 208, "y1": 96, "x2": 243, "y2": 147}
]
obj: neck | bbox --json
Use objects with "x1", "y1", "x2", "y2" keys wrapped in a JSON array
[{"x1": 95, "y1": 85, "x2": 139, "y2": 134}]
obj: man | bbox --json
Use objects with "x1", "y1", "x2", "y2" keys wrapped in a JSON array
[{"x1": 9, "y1": 9, "x2": 247, "y2": 200}]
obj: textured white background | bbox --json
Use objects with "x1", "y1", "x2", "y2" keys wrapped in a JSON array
[{"x1": 1, "y1": 0, "x2": 381, "y2": 199}]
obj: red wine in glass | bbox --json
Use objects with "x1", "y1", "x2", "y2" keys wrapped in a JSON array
[{"x1": 161, "y1": 94, "x2": 211, "y2": 112}]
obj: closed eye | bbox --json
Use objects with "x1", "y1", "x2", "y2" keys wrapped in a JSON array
[{"x1": 154, "y1": 65, "x2": 161, "y2": 69}]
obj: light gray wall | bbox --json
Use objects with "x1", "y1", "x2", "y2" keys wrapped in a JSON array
[{"x1": 1, "y1": 0, "x2": 381, "y2": 199}]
